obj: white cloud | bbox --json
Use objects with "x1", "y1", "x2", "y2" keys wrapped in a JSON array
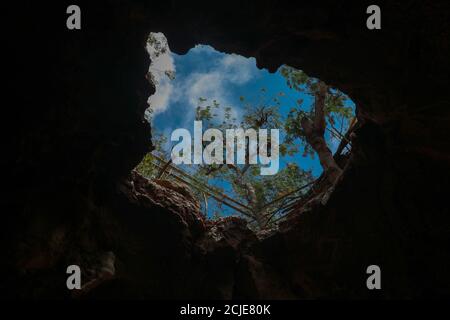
[
  {"x1": 181, "y1": 49, "x2": 258, "y2": 114},
  {"x1": 146, "y1": 32, "x2": 175, "y2": 115},
  {"x1": 146, "y1": 40, "x2": 259, "y2": 124},
  {"x1": 186, "y1": 72, "x2": 225, "y2": 107},
  {"x1": 219, "y1": 54, "x2": 256, "y2": 84},
  {"x1": 149, "y1": 78, "x2": 173, "y2": 113}
]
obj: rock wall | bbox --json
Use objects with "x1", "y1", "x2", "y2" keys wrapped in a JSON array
[{"x1": 2, "y1": 1, "x2": 449, "y2": 298}]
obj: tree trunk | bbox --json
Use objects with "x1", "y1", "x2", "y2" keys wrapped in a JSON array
[
  {"x1": 301, "y1": 81, "x2": 342, "y2": 184},
  {"x1": 232, "y1": 173, "x2": 267, "y2": 228},
  {"x1": 244, "y1": 181, "x2": 267, "y2": 228}
]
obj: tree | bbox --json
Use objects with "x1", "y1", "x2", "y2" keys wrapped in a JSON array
[
  {"x1": 136, "y1": 59, "x2": 353, "y2": 228},
  {"x1": 194, "y1": 94, "x2": 313, "y2": 228},
  {"x1": 280, "y1": 66, "x2": 353, "y2": 185},
  {"x1": 135, "y1": 131, "x2": 168, "y2": 178}
]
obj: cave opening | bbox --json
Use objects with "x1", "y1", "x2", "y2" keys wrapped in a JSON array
[{"x1": 136, "y1": 32, "x2": 356, "y2": 230}]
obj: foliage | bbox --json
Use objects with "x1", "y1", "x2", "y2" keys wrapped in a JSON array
[
  {"x1": 146, "y1": 32, "x2": 176, "y2": 86},
  {"x1": 137, "y1": 61, "x2": 354, "y2": 228},
  {"x1": 280, "y1": 66, "x2": 353, "y2": 158},
  {"x1": 135, "y1": 132, "x2": 168, "y2": 178},
  {"x1": 194, "y1": 94, "x2": 313, "y2": 227}
]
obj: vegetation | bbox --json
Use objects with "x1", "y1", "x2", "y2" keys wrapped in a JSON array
[
  {"x1": 138, "y1": 33, "x2": 354, "y2": 228},
  {"x1": 192, "y1": 95, "x2": 314, "y2": 228},
  {"x1": 280, "y1": 66, "x2": 353, "y2": 184}
]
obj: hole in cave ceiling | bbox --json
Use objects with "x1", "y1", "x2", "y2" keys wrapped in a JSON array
[{"x1": 136, "y1": 32, "x2": 356, "y2": 230}]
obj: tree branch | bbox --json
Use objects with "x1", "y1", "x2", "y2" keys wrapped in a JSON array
[{"x1": 313, "y1": 81, "x2": 328, "y2": 134}]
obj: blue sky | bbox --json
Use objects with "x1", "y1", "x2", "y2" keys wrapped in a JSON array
[{"x1": 145, "y1": 33, "x2": 354, "y2": 216}]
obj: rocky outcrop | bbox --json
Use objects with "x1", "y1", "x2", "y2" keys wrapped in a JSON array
[{"x1": 3, "y1": 1, "x2": 449, "y2": 298}]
